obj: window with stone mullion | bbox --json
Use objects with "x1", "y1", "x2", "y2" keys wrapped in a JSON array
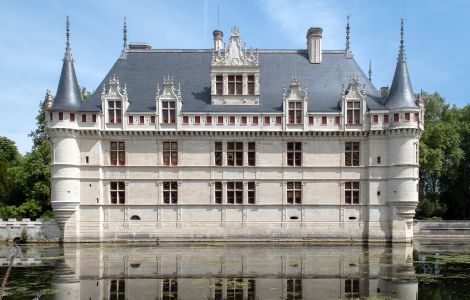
[
  {"x1": 227, "y1": 182, "x2": 243, "y2": 204},
  {"x1": 163, "y1": 182, "x2": 178, "y2": 204},
  {"x1": 345, "y1": 181, "x2": 360, "y2": 204},
  {"x1": 108, "y1": 100, "x2": 122, "y2": 123},
  {"x1": 345, "y1": 142, "x2": 360, "y2": 166},
  {"x1": 346, "y1": 101, "x2": 361, "y2": 125},
  {"x1": 110, "y1": 181, "x2": 125, "y2": 204},
  {"x1": 162, "y1": 101, "x2": 176, "y2": 124},
  {"x1": 110, "y1": 142, "x2": 125, "y2": 166},
  {"x1": 227, "y1": 142, "x2": 243, "y2": 166}
]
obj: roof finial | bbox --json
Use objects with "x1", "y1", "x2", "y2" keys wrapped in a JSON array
[
  {"x1": 368, "y1": 59, "x2": 372, "y2": 81},
  {"x1": 64, "y1": 16, "x2": 72, "y2": 61},
  {"x1": 398, "y1": 18, "x2": 406, "y2": 62},
  {"x1": 123, "y1": 17, "x2": 128, "y2": 50},
  {"x1": 346, "y1": 15, "x2": 350, "y2": 51}
]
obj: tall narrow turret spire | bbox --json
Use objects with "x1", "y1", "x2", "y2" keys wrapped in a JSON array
[
  {"x1": 368, "y1": 60, "x2": 372, "y2": 82},
  {"x1": 386, "y1": 18, "x2": 417, "y2": 109},
  {"x1": 64, "y1": 16, "x2": 72, "y2": 61},
  {"x1": 49, "y1": 16, "x2": 83, "y2": 111},
  {"x1": 123, "y1": 17, "x2": 128, "y2": 50},
  {"x1": 398, "y1": 18, "x2": 405, "y2": 62}
]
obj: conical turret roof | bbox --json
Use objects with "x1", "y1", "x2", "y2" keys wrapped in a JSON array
[
  {"x1": 49, "y1": 17, "x2": 83, "y2": 112},
  {"x1": 386, "y1": 19, "x2": 417, "y2": 109}
]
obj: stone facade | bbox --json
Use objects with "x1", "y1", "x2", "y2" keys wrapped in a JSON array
[{"x1": 46, "y1": 20, "x2": 423, "y2": 242}]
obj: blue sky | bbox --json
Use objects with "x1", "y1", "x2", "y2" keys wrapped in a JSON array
[{"x1": 1, "y1": 0, "x2": 469, "y2": 153}]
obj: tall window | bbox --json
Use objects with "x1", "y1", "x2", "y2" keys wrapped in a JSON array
[
  {"x1": 287, "y1": 279, "x2": 302, "y2": 300},
  {"x1": 162, "y1": 101, "x2": 176, "y2": 124},
  {"x1": 383, "y1": 115, "x2": 389, "y2": 124},
  {"x1": 162, "y1": 279, "x2": 178, "y2": 300},
  {"x1": 163, "y1": 182, "x2": 178, "y2": 204},
  {"x1": 394, "y1": 113, "x2": 399, "y2": 122},
  {"x1": 59, "y1": 112, "x2": 64, "y2": 120},
  {"x1": 214, "y1": 182, "x2": 223, "y2": 204},
  {"x1": 287, "y1": 182, "x2": 302, "y2": 204},
  {"x1": 163, "y1": 142, "x2": 178, "y2": 166},
  {"x1": 287, "y1": 142, "x2": 302, "y2": 166},
  {"x1": 288, "y1": 101, "x2": 302, "y2": 124},
  {"x1": 345, "y1": 181, "x2": 359, "y2": 204},
  {"x1": 345, "y1": 142, "x2": 360, "y2": 166},
  {"x1": 110, "y1": 142, "x2": 125, "y2": 166},
  {"x1": 248, "y1": 142, "x2": 256, "y2": 166},
  {"x1": 206, "y1": 116, "x2": 212, "y2": 124},
  {"x1": 110, "y1": 181, "x2": 125, "y2": 204},
  {"x1": 248, "y1": 182, "x2": 256, "y2": 204},
  {"x1": 227, "y1": 142, "x2": 243, "y2": 166},
  {"x1": 228, "y1": 75, "x2": 243, "y2": 95},
  {"x1": 346, "y1": 101, "x2": 361, "y2": 124},
  {"x1": 108, "y1": 100, "x2": 122, "y2": 123},
  {"x1": 110, "y1": 279, "x2": 125, "y2": 300},
  {"x1": 227, "y1": 182, "x2": 243, "y2": 204},
  {"x1": 345, "y1": 279, "x2": 359, "y2": 298},
  {"x1": 248, "y1": 75, "x2": 255, "y2": 95},
  {"x1": 70, "y1": 113, "x2": 75, "y2": 122},
  {"x1": 215, "y1": 142, "x2": 223, "y2": 166},
  {"x1": 215, "y1": 75, "x2": 223, "y2": 95}
]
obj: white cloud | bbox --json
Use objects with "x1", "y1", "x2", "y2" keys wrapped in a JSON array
[{"x1": 259, "y1": 0, "x2": 346, "y2": 49}]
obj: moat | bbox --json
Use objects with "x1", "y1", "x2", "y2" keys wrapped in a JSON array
[{"x1": 0, "y1": 240, "x2": 469, "y2": 299}]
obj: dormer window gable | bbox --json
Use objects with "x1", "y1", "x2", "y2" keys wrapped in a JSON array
[
  {"x1": 156, "y1": 75, "x2": 182, "y2": 125},
  {"x1": 341, "y1": 77, "x2": 366, "y2": 126},
  {"x1": 283, "y1": 77, "x2": 308, "y2": 125},
  {"x1": 211, "y1": 26, "x2": 260, "y2": 105},
  {"x1": 101, "y1": 74, "x2": 128, "y2": 125}
]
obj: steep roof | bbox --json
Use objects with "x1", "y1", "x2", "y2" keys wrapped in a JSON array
[
  {"x1": 49, "y1": 17, "x2": 83, "y2": 112},
  {"x1": 83, "y1": 49, "x2": 384, "y2": 113}
]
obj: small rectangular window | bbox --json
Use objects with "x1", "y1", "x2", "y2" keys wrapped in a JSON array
[
  {"x1": 384, "y1": 115, "x2": 389, "y2": 124},
  {"x1": 241, "y1": 116, "x2": 247, "y2": 125},
  {"x1": 373, "y1": 115, "x2": 379, "y2": 124},
  {"x1": 252, "y1": 116, "x2": 259, "y2": 125},
  {"x1": 377, "y1": 156, "x2": 381, "y2": 164},
  {"x1": 215, "y1": 75, "x2": 223, "y2": 95},
  {"x1": 345, "y1": 181, "x2": 360, "y2": 204},
  {"x1": 309, "y1": 116, "x2": 314, "y2": 124},
  {"x1": 264, "y1": 116, "x2": 270, "y2": 125},
  {"x1": 345, "y1": 142, "x2": 360, "y2": 166},
  {"x1": 335, "y1": 116, "x2": 340, "y2": 125},
  {"x1": 215, "y1": 182, "x2": 223, "y2": 204},
  {"x1": 217, "y1": 116, "x2": 224, "y2": 125},
  {"x1": 227, "y1": 182, "x2": 243, "y2": 204},
  {"x1": 247, "y1": 75, "x2": 255, "y2": 95},
  {"x1": 404, "y1": 112, "x2": 410, "y2": 121},
  {"x1": 163, "y1": 142, "x2": 178, "y2": 166},
  {"x1": 182, "y1": 116, "x2": 189, "y2": 124},
  {"x1": 276, "y1": 116, "x2": 282, "y2": 125},
  {"x1": 81, "y1": 114, "x2": 87, "y2": 123},
  {"x1": 59, "y1": 112, "x2": 64, "y2": 121},
  {"x1": 163, "y1": 182, "x2": 178, "y2": 204},
  {"x1": 287, "y1": 142, "x2": 302, "y2": 166},
  {"x1": 287, "y1": 182, "x2": 302, "y2": 204},
  {"x1": 139, "y1": 116, "x2": 145, "y2": 124},
  {"x1": 248, "y1": 182, "x2": 256, "y2": 204},
  {"x1": 110, "y1": 181, "x2": 125, "y2": 204},
  {"x1": 394, "y1": 113, "x2": 399, "y2": 122},
  {"x1": 85, "y1": 156, "x2": 89, "y2": 164},
  {"x1": 321, "y1": 116, "x2": 327, "y2": 125},
  {"x1": 229, "y1": 116, "x2": 235, "y2": 125},
  {"x1": 195, "y1": 116, "x2": 201, "y2": 124},
  {"x1": 150, "y1": 116, "x2": 156, "y2": 124},
  {"x1": 49, "y1": 112, "x2": 53, "y2": 121},
  {"x1": 206, "y1": 116, "x2": 212, "y2": 125},
  {"x1": 128, "y1": 116, "x2": 133, "y2": 124},
  {"x1": 92, "y1": 114, "x2": 97, "y2": 123},
  {"x1": 248, "y1": 142, "x2": 256, "y2": 166},
  {"x1": 215, "y1": 142, "x2": 223, "y2": 166},
  {"x1": 70, "y1": 113, "x2": 75, "y2": 122}
]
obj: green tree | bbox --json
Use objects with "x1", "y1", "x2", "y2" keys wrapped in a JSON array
[{"x1": 0, "y1": 136, "x2": 20, "y2": 163}]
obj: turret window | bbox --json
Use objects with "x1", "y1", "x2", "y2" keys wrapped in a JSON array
[
  {"x1": 346, "y1": 101, "x2": 360, "y2": 124},
  {"x1": 394, "y1": 113, "x2": 399, "y2": 122},
  {"x1": 162, "y1": 101, "x2": 176, "y2": 124},
  {"x1": 108, "y1": 100, "x2": 122, "y2": 123},
  {"x1": 404, "y1": 113, "x2": 410, "y2": 121},
  {"x1": 288, "y1": 101, "x2": 303, "y2": 124},
  {"x1": 58, "y1": 112, "x2": 63, "y2": 121},
  {"x1": 384, "y1": 115, "x2": 389, "y2": 124},
  {"x1": 70, "y1": 113, "x2": 75, "y2": 122}
]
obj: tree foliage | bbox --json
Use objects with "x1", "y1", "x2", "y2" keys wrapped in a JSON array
[{"x1": 417, "y1": 92, "x2": 470, "y2": 219}]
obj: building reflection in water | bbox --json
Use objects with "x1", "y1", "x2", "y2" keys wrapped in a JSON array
[{"x1": 52, "y1": 244, "x2": 418, "y2": 300}]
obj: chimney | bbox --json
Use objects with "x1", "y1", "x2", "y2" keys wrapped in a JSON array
[
  {"x1": 213, "y1": 29, "x2": 223, "y2": 51},
  {"x1": 380, "y1": 86, "x2": 390, "y2": 99},
  {"x1": 306, "y1": 27, "x2": 322, "y2": 64}
]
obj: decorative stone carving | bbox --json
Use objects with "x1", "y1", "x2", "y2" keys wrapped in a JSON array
[{"x1": 212, "y1": 26, "x2": 258, "y2": 66}]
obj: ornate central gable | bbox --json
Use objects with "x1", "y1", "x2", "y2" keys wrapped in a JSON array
[
  {"x1": 210, "y1": 26, "x2": 260, "y2": 106},
  {"x1": 212, "y1": 26, "x2": 259, "y2": 66}
]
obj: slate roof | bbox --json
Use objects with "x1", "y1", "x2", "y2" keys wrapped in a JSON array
[{"x1": 82, "y1": 49, "x2": 385, "y2": 113}]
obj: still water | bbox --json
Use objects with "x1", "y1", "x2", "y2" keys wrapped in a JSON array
[{"x1": 0, "y1": 241, "x2": 469, "y2": 299}]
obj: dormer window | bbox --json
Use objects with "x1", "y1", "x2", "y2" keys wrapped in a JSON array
[
  {"x1": 162, "y1": 101, "x2": 176, "y2": 124},
  {"x1": 288, "y1": 102, "x2": 303, "y2": 124},
  {"x1": 346, "y1": 101, "x2": 360, "y2": 125},
  {"x1": 216, "y1": 75, "x2": 223, "y2": 95},
  {"x1": 228, "y1": 75, "x2": 243, "y2": 95},
  {"x1": 248, "y1": 75, "x2": 255, "y2": 95},
  {"x1": 108, "y1": 100, "x2": 122, "y2": 123}
]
